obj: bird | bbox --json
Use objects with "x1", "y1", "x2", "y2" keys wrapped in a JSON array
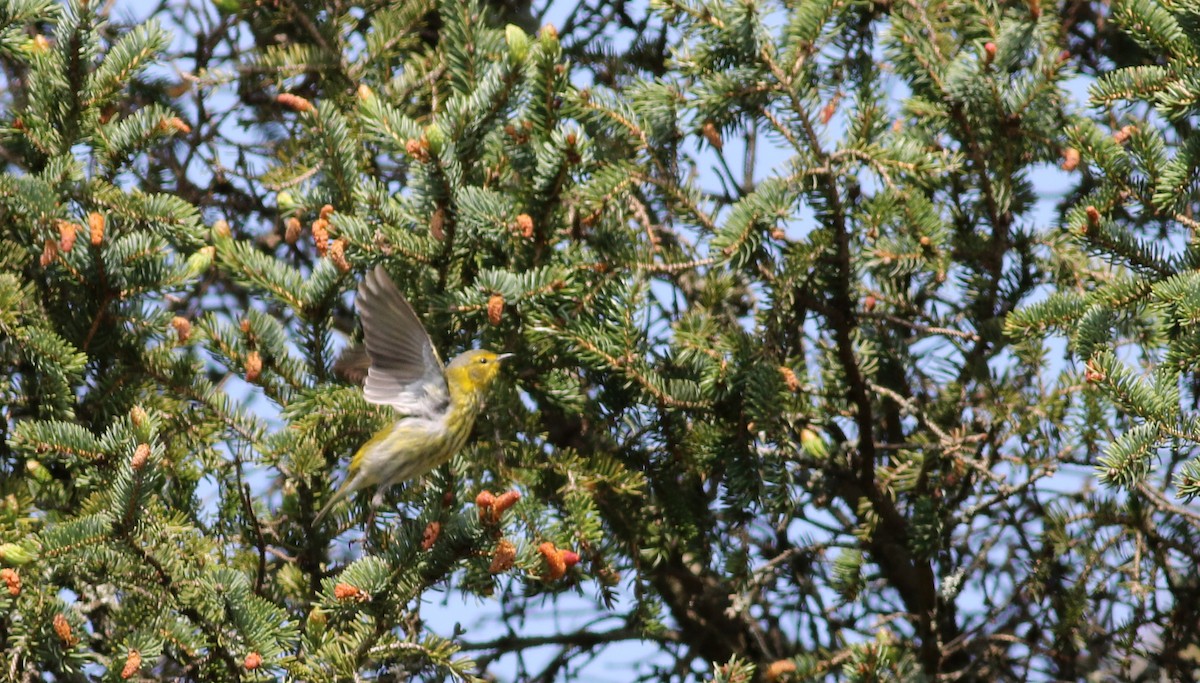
[{"x1": 314, "y1": 266, "x2": 510, "y2": 525}]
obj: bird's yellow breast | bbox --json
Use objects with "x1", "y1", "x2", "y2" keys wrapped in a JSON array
[{"x1": 350, "y1": 395, "x2": 483, "y2": 488}]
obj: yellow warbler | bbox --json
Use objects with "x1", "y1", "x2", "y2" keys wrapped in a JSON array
[{"x1": 314, "y1": 266, "x2": 509, "y2": 525}]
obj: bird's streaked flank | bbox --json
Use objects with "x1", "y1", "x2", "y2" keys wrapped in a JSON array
[{"x1": 314, "y1": 266, "x2": 510, "y2": 525}]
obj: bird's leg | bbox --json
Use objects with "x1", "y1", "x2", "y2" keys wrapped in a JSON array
[{"x1": 365, "y1": 489, "x2": 385, "y2": 532}]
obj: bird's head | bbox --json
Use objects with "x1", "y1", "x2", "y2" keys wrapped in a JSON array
[{"x1": 445, "y1": 349, "x2": 511, "y2": 396}]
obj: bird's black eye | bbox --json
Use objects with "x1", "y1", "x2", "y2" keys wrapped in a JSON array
[{"x1": 479, "y1": 357, "x2": 488, "y2": 364}]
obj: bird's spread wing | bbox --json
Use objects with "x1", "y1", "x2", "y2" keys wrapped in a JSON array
[{"x1": 357, "y1": 266, "x2": 449, "y2": 417}]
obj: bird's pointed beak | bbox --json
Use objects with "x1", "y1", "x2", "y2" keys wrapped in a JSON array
[{"x1": 496, "y1": 353, "x2": 514, "y2": 362}]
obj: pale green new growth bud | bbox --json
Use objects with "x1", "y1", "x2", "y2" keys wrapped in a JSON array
[
  {"x1": 0, "y1": 542, "x2": 35, "y2": 565},
  {"x1": 130, "y1": 405, "x2": 154, "y2": 442},
  {"x1": 186, "y1": 246, "x2": 215, "y2": 276},
  {"x1": 25, "y1": 459, "x2": 51, "y2": 483},
  {"x1": 800, "y1": 428, "x2": 829, "y2": 459},
  {"x1": 540, "y1": 24, "x2": 559, "y2": 53},
  {"x1": 506, "y1": 24, "x2": 530, "y2": 63},
  {"x1": 20, "y1": 35, "x2": 49, "y2": 55},
  {"x1": 276, "y1": 191, "x2": 297, "y2": 212},
  {"x1": 424, "y1": 123, "x2": 445, "y2": 155},
  {"x1": 307, "y1": 606, "x2": 327, "y2": 637}
]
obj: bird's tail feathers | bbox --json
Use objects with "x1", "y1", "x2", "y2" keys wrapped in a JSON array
[{"x1": 313, "y1": 473, "x2": 361, "y2": 526}]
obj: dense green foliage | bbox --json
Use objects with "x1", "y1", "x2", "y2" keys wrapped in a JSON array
[{"x1": 2, "y1": 0, "x2": 1200, "y2": 680}]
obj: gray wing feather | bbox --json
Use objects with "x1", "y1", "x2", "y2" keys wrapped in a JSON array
[{"x1": 358, "y1": 266, "x2": 449, "y2": 417}]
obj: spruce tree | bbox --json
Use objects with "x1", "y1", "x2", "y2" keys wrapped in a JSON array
[{"x1": 1008, "y1": 0, "x2": 1200, "y2": 675}]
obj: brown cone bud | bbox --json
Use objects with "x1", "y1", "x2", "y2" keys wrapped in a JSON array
[
  {"x1": 276, "y1": 93, "x2": 315, "y2": 113},
  {"x1": 39, "y1": 239, "x2": 58, "y2": 267},
  {"x1": 319, "y1": 204, "x2": 335, "y2": 221},
  {"x1": 131, "y1": 405, "x2": 148, "y2": 427},
  {"x1": 701, "y1": 121, "x2": 722, "y2": 150},
  {"x1": 1, "y1": 568, "x2": 19, "y2": 596},
  {"x1": 88, "y1": 214, "x2": 106, "y2": 246},
  {"x1": 820, "y1": 93, "x2": 840, "y2": 125},
  {"x1": 311, "y1": 219, "x2": 330, "y2": 256},
  {"x1": 430, "y1": 207, "x2": 446, "y2": 241},
  {"x1": 53, "y1": 613, "x2": 78, "y2": 646},
  {"x1": 58, "y1": 221, "x2": 79, "y2": 252},
  {"x1": 245, "y1": 351, "x2": 262, "y2": 382},
  {"x1": 329, "y1": 238, "x2": 350, "y2": 273},
  {"x1": 1061, "y1": 147, "x2": 1080, "y2": 171},
  {"x1": 539, "y1": 542, "x2": 567, "y2": 580},
  {"x1": 561, "y1": 549, "x2": 580, "y2": 568},
  {"x1": 421, "y1": 521, "x2": 441, "y2": 551},
  {"x1": 131, "y1": 443, "x2": 150, "y2": 471},
  {"x1": 765, "y1": 660, "x2": 797, "y2": 682},
  {"x1": 1085, "y1": 206, "x2": 1101, "y2": 231},
  {"x1": 334, "y1": 582, "x2": 367, "y2": 602},
  {"x1": 597, "y1": 566, "x2": 621, "y2": 586},
  {"x1": 171, "y1": 316, "x2": 191, "y2": 344},
  {"x1": 489, "y1": 540, "x2": 516, "y2": 573},
  {"x1": 487, "y1": 293, "x2": 505, "y2": 326},
  {"x1": 243, "y1": 652, "x2": 262, "y2": 670},
  {"x1": 476, "y1": 490, "x2": 496, "y2": 520},
  {"x1": 160, "y1": 116, "x2": 191, "y2": 134},
  {"x1": 778, "y1": 367, "x2": 799, "y2": 392},
  {"x1": 120, "y1": 649, "x2": 142, "y2": 679},
  {"x1": 284, "y1": 216, "x2": 301, "y2": 245},
  {"x1": 514, "y1": 213, "x2": 534, "y2": 239},
  {"x1": 491, "y1": 490, "x2": 520, "y2": 518},
  {"x1": 405, "y1": 138, "x2": 430, "y2": 162},
  {"x1": 1113, "y1": 125, "x2": 1136, "y2": 145}
]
